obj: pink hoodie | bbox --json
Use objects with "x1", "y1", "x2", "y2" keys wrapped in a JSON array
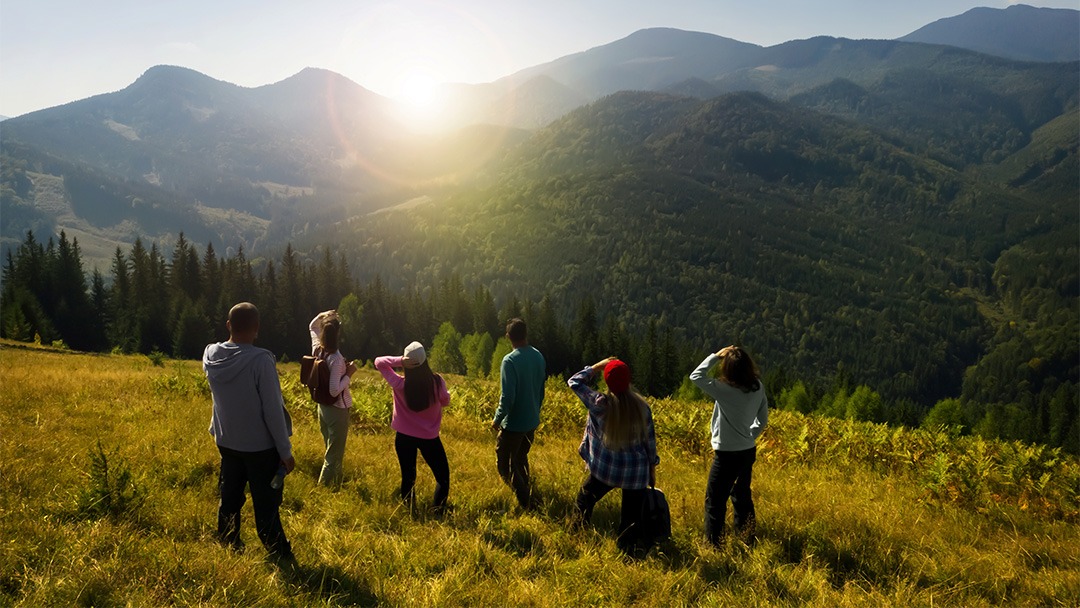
[{"x1": 374, "y1": 356, "x2": 450, "y2": 439}]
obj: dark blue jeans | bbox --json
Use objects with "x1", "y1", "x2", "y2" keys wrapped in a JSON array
[
  {"x1": 217, "y1": 446, "x2": 292, "y2": 558},
  {"x1": 395, "y1": 432, "x2": 450, "y2": 510},
  {"x1": 704, "y1": 447, "x2": 757, "y2": 545}
]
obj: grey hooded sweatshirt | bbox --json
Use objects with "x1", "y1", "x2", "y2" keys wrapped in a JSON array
[{"x1": 204, "y1": 341, "x2": 293, "y2": 460}]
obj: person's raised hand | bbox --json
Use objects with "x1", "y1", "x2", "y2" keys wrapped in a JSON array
[{"x1": 592, "y1": 356, "x2": 617, "y2": 371}]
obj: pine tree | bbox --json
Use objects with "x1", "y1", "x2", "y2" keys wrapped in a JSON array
[
  {"x1": 87, "y1": 269, "x2": 111, "y2": 351},
  {"x1": 573, "y1": 297, "x2": 600, "y2": 368},
  {"x1": 108, "y1": 247, "x2": 135, "y2": 352}
]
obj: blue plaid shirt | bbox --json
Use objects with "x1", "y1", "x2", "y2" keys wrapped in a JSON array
[{"x1": 569, "y1": 367, "x2": 659, "y2": 489}]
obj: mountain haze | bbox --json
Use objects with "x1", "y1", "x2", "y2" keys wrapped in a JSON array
[
  {"x1": 0, "y1": 66, "x2": 525, "y2": 267},
  {"x1": 900, "y1": 4, "x2": 1080, "y2": 63}
]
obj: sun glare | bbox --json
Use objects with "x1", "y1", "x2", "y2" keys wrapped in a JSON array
[{"x1": 396, "y1": 68, "x2": 440, "y2": 110}]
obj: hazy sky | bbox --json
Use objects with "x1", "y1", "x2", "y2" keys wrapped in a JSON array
[{"x1": 1, "y1": 0, "x2": 1076, "y2": 118}]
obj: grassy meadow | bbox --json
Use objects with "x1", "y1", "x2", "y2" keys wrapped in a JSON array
[{"x1": 1, "y1": 342, "x2": 1078, "y2": 607}]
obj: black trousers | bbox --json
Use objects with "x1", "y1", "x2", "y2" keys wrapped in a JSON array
[
  {"x1": 495, "y1": 428, "x2": 535, "y2": 507},
  {"x1": 704, "y1": 446, "x2": 757, "y2": 545},
  {"x1": 217, "y1": 446, "x2": 292, "y2": 558},
  {"x1": 575, "y1": 474, "x2": 647, "y2": 553},
  {"x1": 394, "y1": 432, "x2": 450, "y2": 509}
]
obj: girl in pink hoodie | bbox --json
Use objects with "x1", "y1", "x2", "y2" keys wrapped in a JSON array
[{"x1": 375, "y1": 341, "x2": 451, "y2": 512}]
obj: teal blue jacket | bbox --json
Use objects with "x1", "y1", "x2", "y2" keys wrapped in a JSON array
[{"x1": 493, "y1": 345, "x2": 546, "y2": 432}]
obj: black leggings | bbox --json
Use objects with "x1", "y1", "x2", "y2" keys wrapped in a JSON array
[
  {"x1": 394, "y1": 432, "x2": 450, "y2": 508},
  {"x1": 575, "y1": 474, "x2": 647, "y2": 553}
]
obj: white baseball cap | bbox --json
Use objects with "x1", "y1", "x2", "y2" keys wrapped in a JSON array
[{"x1": 403, "y1": 341, "x2": 426, "y2": 365}]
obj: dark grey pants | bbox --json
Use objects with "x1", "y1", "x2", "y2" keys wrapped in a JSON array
[
  {"x1": 216, "y1": 446, "x2": 292, "y2": 559},
  {"x1": 704, "y1": 446, "x2": 757, "y2": 545},
  {"x1": 496, "y1": 428, "x2": 535, "y2": 507}
]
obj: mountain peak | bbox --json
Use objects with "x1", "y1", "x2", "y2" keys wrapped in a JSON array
[
  {"x1": 900, "y1": 4, "x2": 1079, "y2": 62},
  {"x1": 134, "y1": 65, "x2": 219, "y2": 84}
]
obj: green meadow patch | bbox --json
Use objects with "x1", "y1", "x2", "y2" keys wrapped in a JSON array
[{"x1": 1, "y1": 343, "x2": 1077, "y2": 606}]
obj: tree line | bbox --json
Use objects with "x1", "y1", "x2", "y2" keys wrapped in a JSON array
[
  {"x1": 0, "y1": 230, "x2": 692, "y2": 396},
  {"x1": 2, "y1": 229, "x2": 1075, "y2": 454}
]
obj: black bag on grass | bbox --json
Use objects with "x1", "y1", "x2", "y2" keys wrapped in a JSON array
[{"x1": 641, "y1": 486, "x2": 671, "y2": 543}]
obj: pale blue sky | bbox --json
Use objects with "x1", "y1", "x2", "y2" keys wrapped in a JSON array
[{"x1": 0, "y1": 0, "x2": 1075, "y2": 117}]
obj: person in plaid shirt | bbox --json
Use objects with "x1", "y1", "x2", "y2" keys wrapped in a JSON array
[{"x1": 568, "y1": 357, "x2": 660, "y2": 555}]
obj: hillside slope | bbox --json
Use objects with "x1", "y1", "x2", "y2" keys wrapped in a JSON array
[
  {"x1": 320, "y1": 92, "x2": 1072, "y2": 404},
  {"x1": 1, "y1": 345, "x2": 1076, "y2": 606}
]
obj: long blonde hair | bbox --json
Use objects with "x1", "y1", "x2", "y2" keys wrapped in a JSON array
[{"x1": 602, "y1": 390, "x2": 649, "y2": 451}]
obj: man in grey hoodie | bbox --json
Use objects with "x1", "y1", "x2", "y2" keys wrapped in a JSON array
[{"x1": 204, "y1": 302, "x2": 295, "y2": 562}]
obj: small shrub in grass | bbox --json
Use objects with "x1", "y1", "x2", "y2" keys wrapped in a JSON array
[
  {"x1": 147, "y1": 350, "x2": 166, "y2": 366},
  {"x1": 76, "y1": 440, "x2": 145, "y2": 521},
  {"x1": 152, "y1": 364, "x2": 210, "y2": 397}
]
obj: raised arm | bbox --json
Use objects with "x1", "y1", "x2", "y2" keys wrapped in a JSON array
[
  {"x1": 309, "y1": 310, "x2": 336, "y2": 354},
  {"x1": 690, "y1": 353, "x2": 725, "y2": 402},
  {"x1": 567, "y1": 358, "x2": 616, "y2": 414},
  {"x1": 374, "y1": 355, "x2": 405, "y2": 390},
  {"x1": 309, "y1": 315, "x2": 322, "y2": 353}
]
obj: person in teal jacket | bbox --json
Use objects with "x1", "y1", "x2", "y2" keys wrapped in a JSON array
[{"x1": 490, "y1": 318, "x2": 546, "y2": 509}]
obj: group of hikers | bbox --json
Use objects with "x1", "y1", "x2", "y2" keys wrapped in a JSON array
[{"x1": 203, "y1": 302, "x2": 769, "y2": 565}]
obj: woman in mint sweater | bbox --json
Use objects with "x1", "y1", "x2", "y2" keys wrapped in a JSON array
[{"x1": 690, "y1": 345, "x2": 768, "y2": 546}]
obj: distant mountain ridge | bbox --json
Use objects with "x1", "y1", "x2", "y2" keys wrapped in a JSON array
[
  {"x1": 900, "y1": 4, "x2": 1080, "y2": 63},
  {"x1": 1, "y1": 6, "x2": 1077, "y2": 269},
  {"x1": 446, "y1": 8, "x2": 1078, "y2": 130}
]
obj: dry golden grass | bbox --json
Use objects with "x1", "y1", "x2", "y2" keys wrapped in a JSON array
[{"x1": 1, "y1": 342, "x2": 1077, "y2": 606}]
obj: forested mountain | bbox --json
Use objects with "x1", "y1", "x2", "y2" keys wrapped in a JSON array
[
  {"x1": 0, "y1": 66, "x2": 527, "y2": 269},
  {"x1": 900, "y1": 4, "x2": 1080, "y2": 63},
  {"x1": 1, "y1": 12, "x2": 1076, "y2": 452},
  {"x1": 287, "y1": 88, "x2": 1073, "y2": 449}
]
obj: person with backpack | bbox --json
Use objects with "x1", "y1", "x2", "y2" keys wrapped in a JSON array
[
  {"x1": 309, "y1": 310, "x2": 357, "y2": 487},
  {"x1": 375, "y1": 341, "x2": 452, "y2": 513},
  {"x1": 690, "y1": 345, "x2": 769, "y2": 547},
  {"x1": 568, "y1": 357, "x2": 660, "y2": 556}
]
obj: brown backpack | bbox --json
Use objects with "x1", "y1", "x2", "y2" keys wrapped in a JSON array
[{"x1": 300, "y1": 347, "x2": 336, "y2": 405}]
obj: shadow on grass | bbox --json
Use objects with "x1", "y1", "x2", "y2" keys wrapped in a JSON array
[
  {"x1": 285, "y1": 563, "x2": 380, "y2": 606},
  {"x1": 773, "y1": 520, "x2": 902, "y2": 589}
]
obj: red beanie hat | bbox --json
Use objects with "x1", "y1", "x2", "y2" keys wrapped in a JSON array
[{"x1": 603, "y1": 359, "x2": 631, "y2": 394}]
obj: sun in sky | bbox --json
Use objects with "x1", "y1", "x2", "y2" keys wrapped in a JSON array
[
  {"x1": 332, "y1": 1, "x2": 513, "y2": 129},
  {"x1": 393, "y1": 61, "x2": 443, "y2": 113}
]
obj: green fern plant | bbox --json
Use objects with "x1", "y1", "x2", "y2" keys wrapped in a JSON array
[{"x1": 76, "y1": 440, "x2": 145, "y2": 521}]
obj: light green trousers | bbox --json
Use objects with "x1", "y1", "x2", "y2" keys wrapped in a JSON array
[{"x1": 318, "y1": 404, "x2": 351, "y2": 486}]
